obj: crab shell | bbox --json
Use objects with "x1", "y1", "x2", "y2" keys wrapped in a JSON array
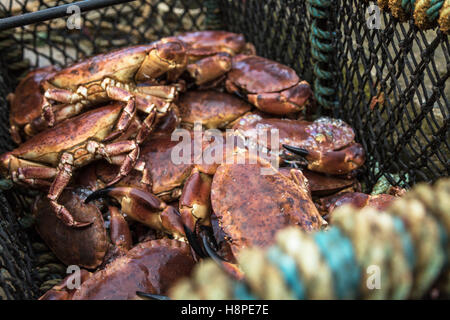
[
  {"x1": 175, "y1": 30, "x2": 255, "y2": 58},
  {"x1": 226, "y1": 55, "x2": 312, "y2": 115},
  {"x1": 316, "y1": 192, "x2": 398, "y2": 217},
  {"x1": 279, "y1": 169, "x2": 358, "y2": 197},
  {"x1": 211, "y1": 152, "x2": 326, "y2": 259},
  {"x1": 178, "y1": 90, "x2": 251, "y2": 129},
  {"x1": 8, "y1": 66, "x2": 59, "y2": 143},
  {"x1": 46, "y1": 41, "x2": 187, "y2": 91},
  {"x1": 0, "y1": 103, "x2": 123, "y2": 170},
  {"x1": 33, "y1": 189, "x2": 108, "y2": 269},
  {"x1": 233, "y1": 114, "x2": 365, "y2": 175},
  {"x1": 72, "y1": 239, "x2": 195, "y2": 300}
]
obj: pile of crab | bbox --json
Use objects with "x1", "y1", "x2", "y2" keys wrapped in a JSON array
[{"x1": 1, "y1": 31, "x2": 403, "y2": 300}]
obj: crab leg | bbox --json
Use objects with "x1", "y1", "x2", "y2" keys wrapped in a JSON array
[
  {"x1": 47, "y1": 153, "x2": 92, "y2": 227},
  {"x1": 42, "y1": 89, "x2": 87, "y2": 126},
  {"x1": 46, "y1": 138, "x2": 141, "y2": 227},
  {"x1": 85, "y1": 187, "x2": 186, "y2": 239},
  {"x1": 42, "y1": 79, "x2": 174, "y2": 132},
  {"x1": 16, "y1": 166, "x2": 57, "y2": 180},
  {"x1": 103, "y1": 86, "x2": 136, "y2": 141},
  {"x1": 86, "y1": 139, "x2": 141, "y2": 186}
]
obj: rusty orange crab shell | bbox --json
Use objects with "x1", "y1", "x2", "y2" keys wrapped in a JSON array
[
  {"x1": 177, "y1": 90, "x2": 252, "y2": 129},
  {"x1": 45, "y1": 41, "x2": 187, "y2": 91},
  {"x1": 39, "y1": 239, "x2": 195, "y2": 300},
  {"x1": 233, "y1": 114, "x2": 366, "y2": 175},
  {"x1": 226, "y1": 55, "x2": 313, "y2": 115},
  {"x1": 8, "y1": 66, "x2": 59, "y2": 143},
  {"x1": 33, "y1": 188, "x2": 134, "y2": 269},
  {"x1": 172, "y1": 31, "x2": 256, "y2": 86},
  {"x1": 316, "y1": 192, "x2": 399, "y2": 218},
  {"x1": 175, "y1": 30, "x2": 255, "y2": 57},
  {"x1": 210, "y1": 152, "x2": 326, "y2": 260}
]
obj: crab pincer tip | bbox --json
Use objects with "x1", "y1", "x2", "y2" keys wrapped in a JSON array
[
  {"x1": 282, "y1": 144, "x2": 309, "y2": 157},
  {"x1": 183, "y1": 224, "x2": 207, "y2": 259},
  {"x1": 85, "y1": 187, "x2": 114, "y2": 204},
  {"x1": 200, "y1": 230, "x2": 245, "y2": 281}
]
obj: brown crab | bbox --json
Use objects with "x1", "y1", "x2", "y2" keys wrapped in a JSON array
[
  {"x1": 33, "y1": 188, "x2": 132, "y2": 269},
  {"x1": 40, "y1": 38, "x2": 186, "y2": 128},
  {"x1": 316, "y1": 192, "x2": 400, "y2": 218},
  {"x1": 7, "y1": 66, "x2": 59, "y2": 144},
  {"x1": 300, "y1": 169, "x2": 359, "y2": 196},
  {"x1": 225, "y1": 55, "x2": 313, "y2": 115},
  {"x1": 232, "y1": 113, "x2": 365, "y2": 175},
  {"x1": 0, "y1": 102, "x2": 160, "y2": 227},
  {"x1": 175, "y1": 30, "x2": 256, "y2": 57},
  {"x1": 39, "y1": 239, "x2": 195, "y2": 300},
  {"x1": 209, "y1": 152, "x2": 326, "y2": 260},
  {"x1": 173, "y1": 30, "x2": 256, "y2": 86},
  {"x1": 83, "y1": 131, "x2": 215, "y2": 241},
  {"x1": 177, "y1": 90, "x2": 252, "y2": 130}
]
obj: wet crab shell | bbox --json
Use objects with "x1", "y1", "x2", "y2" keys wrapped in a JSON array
[
  {"x1": 8, "y1": 66, "x2": 59, "y2": 143},
  {"x1": 317, "y1": 192, "x2": 399, "y2": 217},
  {"x1": 71, "y1": 239, "x2": 195, "y2": 300},
  {"x1": 33, "y1": 189, "x2": 108, "y2": 269},
  {"x1": 228, "y1": 55, "x2": 301, "y2": 93},
  {"x1": 226, "y1": 55, "x2": 313, "y2": 115},
  {"x1": 175, "y1": 30, "x2": 252, "y2": 56},
  {"x1": 211, "y1": 154, "x2": 326, "y2": 259},
  {"x1": 0, "y1": 103, "x2": 123, "y2": 168},
  {"x1": 233, "y1": 114, "x2": 365, "y2": 175},
  {"x1": 178, "y1": 90, "x2": 251, "y2": 129}
]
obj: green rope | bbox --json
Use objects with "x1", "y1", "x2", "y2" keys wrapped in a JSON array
[
  {"x1": 307, "y1": 0, "x2": 339, "y2": 109},
  {"x1": 427, "y1": 0, "x2": 444, "y2": 20},
  {"x1": 402, "y1": 0, "x2": 417, "y2": 13},
  {"x1": 204, "y1": 0, "x2": 223, "y2": 30},
  {"x1": 389, "y1": 0, "x2": 449, "y2": 32}
]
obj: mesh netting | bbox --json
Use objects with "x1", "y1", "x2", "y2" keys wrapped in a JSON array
[
  {"x1": 219, "y1": 0, "x2": 449, "y2": 190},
  {"x1": 334, "y1": 0, "x2": 449, "y2": 190},
  {"x1": 0, "y1": 0, "x2": 211, "y2": 69},
  {"x1": 0, "y1": 0, "x2": 448, "y2": 299}
]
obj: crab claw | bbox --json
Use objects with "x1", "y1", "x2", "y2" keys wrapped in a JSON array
[
  {"x1": 183, "y1": 224, "x2": 208, "y2": 259},
  {"x1": 282, "y1": 144, "x2": 309, "y2": 157},
  {"x1": 199, "y1": 227, "x2": 244, "y2": 281},
  {"x1": 135, "y1": 291, "x2": 171, "y2": 300},
  {"x1": 86, "y1": 186, "x2": 186, "y2": 239},
  {"x1": 283, "y1": 143, "x2": 365, "y2": 175}
]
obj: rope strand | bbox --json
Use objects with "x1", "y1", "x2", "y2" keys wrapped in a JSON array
[{"x1": 170, "y1": 178, "x2": 450, "y2": 300}]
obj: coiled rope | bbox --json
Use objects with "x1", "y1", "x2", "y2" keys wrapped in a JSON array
[
  {"x1": 373, "y1": 0, "x2": 450, "y2": 33},
  {"x1": 170, "y1": 178, "x2": 450, "y2": 299},
  {"x1": 307, "y1": 0, "x2": 339, "y2": 110}
]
